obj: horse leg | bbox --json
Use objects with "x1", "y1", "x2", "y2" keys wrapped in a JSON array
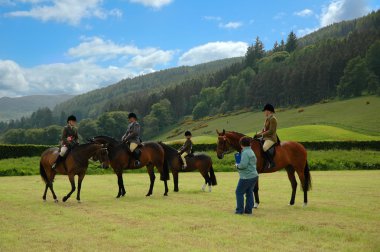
[
  {"x1": 46, "y1": 173, "x2": 58, "y2": 203},
  {"x1": 286, "y1": 166, "x2": 298, "y2": 206},
  {"x1": 76, "y1": 173, "x2": 85, "y2": 203},
  {"x1": 146, "y1": 165, "x2": 156, "y2": 197},
  {"x1": 116, "y1": 172, "x2": 123, "y2": 198},
  {"x1": 200, "y1": 170, "x2": 209, "y2": 192},
  {"x1": 253, "y1": 180, "x2": 260, "y2": 208},
  {"x1": 295, "y1": 166, "x2": 308, "y2": 207},
  {"x1": 173, "y1": 171, "x2": 179, "y2": 192},
  {"x1": 43, "y1": 184, "x2": 48, "y2": 201},
  {"x1": 164, "y1": 179, "x2": 169, "y2": 196},
  {"x1": 63, "y1": 174, "x2": 76, "y2": 202},
  {"x1": 120, "y1": 174, "x2": 126, "y2": 197}
]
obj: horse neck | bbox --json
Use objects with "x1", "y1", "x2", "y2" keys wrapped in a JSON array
[
  {"x1": 94, "y1": 136, "x2": 119, "y2": 147},
  {"x1": 73, "y1": 144, "x2": 100, "y2": 160},
  {"x1": 226, "y1": 132, "x2": 245, "y2": 151}
]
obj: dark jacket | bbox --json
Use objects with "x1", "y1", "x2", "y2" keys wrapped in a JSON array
[
  {"x1": 61, "y1": 125, "x2": 79, "y2": 147},
  {"x1": 122, "y1": 121, "x2": 141, "y2": 144},
  {"x1": 178, "y1": 139, "x2": 193, "y2": 155}
]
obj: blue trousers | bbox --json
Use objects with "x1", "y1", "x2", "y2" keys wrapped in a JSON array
[{"x1": 235, "y1": 177, "x2": 258, "y2": 214}]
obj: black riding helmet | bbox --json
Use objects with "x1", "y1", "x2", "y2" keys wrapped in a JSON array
[
  {"x1": 128, "y1": 112, "x2": 137, "y2": 119},
  {"x1": 262, "y1": 104, "x2": 275, "y2": 113},
  {"x1": 67, "y1": 115, "x2": 77, "y2": 122},
  {"x1": 184, "y1": 131, "x2": 192, "y2": 136}
]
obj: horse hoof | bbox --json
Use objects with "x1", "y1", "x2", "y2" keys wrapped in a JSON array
[
  {"x1": 164, "y1": 193, "x2": 168, "y2": 196},
  {"x1": 288, "y1": 203, "x2": 294, "y2": 206},
  {"x1": 253, "y1": 203, "x2": 259, "y2": 209},
  {"x1": 54, "y1": 199, "x2": 58, "y2": 203},
  {"x1": 303, "y1": 203, "x2": 308, "y2": 207},
  {"x1": 201, "y1": 184, "x2": 206, "y2": 191},
  {"x1": 174, "y1": 189, "x2": 179, "y2": 192},
  {"x1": 62, "y1": 197, "x2": 67, "y2": 202},
  {"x1": 146, "y1": 194, "x2": 151, "y2": 197},
  {"x1": 77, "y1": 200, "x2": 81, "y2": 203},
  {"x1": 208, "y1": 186, "x2": 212, "y2": 192},
  {"x1": 43, "y1": 199, "x2": 47, "y2": 202}
]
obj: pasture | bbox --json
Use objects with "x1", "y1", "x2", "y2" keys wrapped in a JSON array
[{"x1": 1, "y1": 171, "x2": 379, "y2": 251}]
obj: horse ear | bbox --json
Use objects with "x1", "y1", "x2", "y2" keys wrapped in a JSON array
[
  {"x1": 216, "y1": 129, "x2": 220, "y2": 135},
  {"x1": 222, "y1": 129, "x2": 225, "y2": 134}
]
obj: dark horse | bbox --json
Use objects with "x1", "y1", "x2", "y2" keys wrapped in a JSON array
[
  {"x1": 216, "y1": 130, "x2": 312, "y2": 207},
  {"x1": 158, "y1": 142, "x2": 217, "y2": 192},
  {"x1": 91, "y1": 136, "x2": 170, "y2": 197},
  {"x1": 39, "y1": 142, "x2": 107, "y2": 203}
]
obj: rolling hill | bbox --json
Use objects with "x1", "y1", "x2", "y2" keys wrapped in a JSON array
[
  {"x1": 0, "y1": 94, "x2": 74, "y2": 122},
  {"x1": 157, "y1": 96, "x2": 380, "y2": 143},
  {"x1": 53, "y1": 57, "x2": 243, "y2": 118}
]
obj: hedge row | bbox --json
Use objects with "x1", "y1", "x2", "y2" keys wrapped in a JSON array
[
  {"x1": 1, "y1": 141, "x2": 379, "y2": 159},
  {"x1": 0, "y1": 144, "x2": 53, "y2": 159}
]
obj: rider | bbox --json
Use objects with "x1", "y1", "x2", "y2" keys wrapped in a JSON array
[
  {"x1": 178, "y1": 131, "x2": 193, "y2": 170},
  {"x1": 255, "y1": 104, "x2": 278, "y2": 169},
  {"x1": 52, "y1": 115, "x2": 79, "y2": 170},
  {"x1": 122, "y1": 112, "x2": 142, "y2": 167}
]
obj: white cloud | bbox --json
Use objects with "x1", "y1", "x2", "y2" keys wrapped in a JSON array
[
  {"x1": 0, "y1": 59, "x2": 135, "y2": 97},
  {"x1": 320, "y1": 0, "x2": 370, "y2": 27},
  {"x1": 67, "y1": 36, "x2": 174, "y2": 69},
  {"x1": 129, "y1": 0, "x2": 172, "y2": 9},
  {"x1": 297, "y1": 27, "x2": 317, "y2": 37},
  {"x1": 178, "y1": 41, "x2": 248, "y2": 66},
  {"x1": 219, "y1": 21, "x2": 243, "y2": 29},
  {"x1": 297, "y1": 0, "x2": 371, "y2": 38},
  {"x1": 5, "y1": 0, "x2": 122, "y2": 25},
  {"x1": 294, "y1": 9, "x2": 313, "y2": 17},
  {"x1": 203, "y1": 16, "x2": 222, "y2": 21}
]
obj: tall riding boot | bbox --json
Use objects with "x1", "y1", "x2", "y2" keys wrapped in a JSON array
[
  {"x1": 52, "y1": 155, "x2": 64, "y2": 170},
  {"x1": 265, "y1": 147, "x2": 276, "y2": 169},
  {"x1": 133, "y1": 149, "x2": 141, "y2": 167}
]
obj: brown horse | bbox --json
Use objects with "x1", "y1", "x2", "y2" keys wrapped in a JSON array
[
  {"x1": 216, "y1": 129, "x2": 312, "y2": 206},
  {"x1": 158, "y1": 142, "x2": 217, "y2": 192},
  {"x1": 39, "y1": 142, "x2": 107, "y2": 203},
  {"x1": 91, "y1": 136, "x2": 170, "y2": 197}
]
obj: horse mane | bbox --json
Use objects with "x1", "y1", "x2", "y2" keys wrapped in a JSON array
[{"x1": 158, "y1": 142, "x2": 178, "y2": 156}]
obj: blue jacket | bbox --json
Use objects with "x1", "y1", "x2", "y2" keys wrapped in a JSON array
[{"x1": 237, "y1": 147, "x2": 258, "y2": 179}]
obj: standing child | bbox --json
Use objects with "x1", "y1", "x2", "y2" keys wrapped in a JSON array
[
  {"x1": 177, "y1": 131, "x2": 193, "y2": 170},
  {"x1": 235, "y1": 137, "x2": 258, "y2": 215}
]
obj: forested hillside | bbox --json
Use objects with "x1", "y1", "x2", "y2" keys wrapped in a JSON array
[
  {"x1": 1, "y1": 10, "x2": 379, "y2": 144},
  {"x1": 53, "y1": 57, "x2": 242, "y2": 119}
]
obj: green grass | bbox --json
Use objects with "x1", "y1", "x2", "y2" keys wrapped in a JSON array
[
  {"x1": 1, "y1": 150, "x2": 379, "y2": 176},
  {"x1": 156, "y1": 96, "x2": 380, "y2": 143},
  {"x1": 0, "y1": 171, "x2": 379, "y2": 251}
]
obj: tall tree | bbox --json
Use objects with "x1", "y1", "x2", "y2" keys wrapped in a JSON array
[{"x1": 285, "y1": 31, "x2": 298, "y2": 53}]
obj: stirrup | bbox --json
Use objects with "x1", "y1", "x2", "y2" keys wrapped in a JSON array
[
  {"x1": 134, "y1": 160, "x2": 141, "y2": 166},
  {"x1": 52, "y1": 163, "x2": 57, "y2": 170}
]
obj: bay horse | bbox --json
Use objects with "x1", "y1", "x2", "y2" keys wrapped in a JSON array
[
  {"x1": 91, "y1": 136, "x2": 170, "y2": 197},
  {"x1": 158, "y1": 142, "x2": 217, "y2": 192},
  {"x1": 216, "y1": 129, "x2": 311, "y2": 207},
  {"x1": 39, "y1": 142, "x2": 107, "y2": 203}
]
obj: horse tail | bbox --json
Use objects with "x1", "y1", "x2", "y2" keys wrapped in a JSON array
[
  {"x1": 40, "y1": 162, "x2": 48, "y2": 184},
  {"x1": 304, "y1": 161, "x2": 312, "y2": 191},
  {"x1": 209, "y1": 165, "x2": 217, "y2": 186}
]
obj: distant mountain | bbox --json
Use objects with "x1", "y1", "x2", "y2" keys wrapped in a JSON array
[{"x1": 0, "y1": 94, "x2": 74, "y2": 122}]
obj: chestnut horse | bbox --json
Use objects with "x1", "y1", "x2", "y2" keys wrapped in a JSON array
[
  {"x1": 91, "y1": 136, "x2": 170, "y2": 197},
  {"x1": 216, "y1": 130, "x2": 311, "y2": 206},
  {"x1": 158, "y1": 142, "x2": 217, "y2": 192},
  {"x1": 39, "y1": 142, "x2": 107, "y2": 203}
]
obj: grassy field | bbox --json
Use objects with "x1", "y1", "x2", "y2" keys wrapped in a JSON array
[
  {"x1": 0, "y1": 171, "x2": 379, "y2": 251},
  {"x1": 1, "y1": 150, "x2": 379, "y2": 176},
  {"x1": 156, "y1": 96, "x2": 380, "y2": 143}
]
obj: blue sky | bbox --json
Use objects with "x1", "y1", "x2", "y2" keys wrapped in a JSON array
[{"x1": 0, "y1": 0, "x2": 378, "y2": 97}]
